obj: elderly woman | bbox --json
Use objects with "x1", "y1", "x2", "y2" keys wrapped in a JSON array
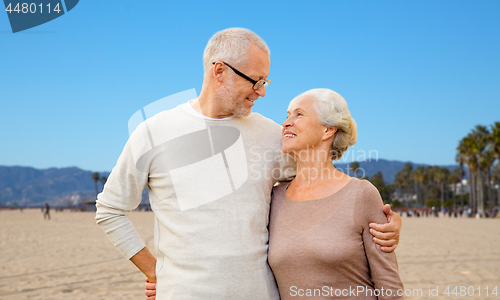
[
  {"x1": 143, "y1": 88, "x2": 402, "y2": 299},
  {"x1": 268, "y1": 89, "x2": 404, "y2": 299}
]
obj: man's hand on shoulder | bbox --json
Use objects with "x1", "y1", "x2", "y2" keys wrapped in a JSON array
[{"x1": 369, "y1": 204, "x2": 402, "y2": 253}]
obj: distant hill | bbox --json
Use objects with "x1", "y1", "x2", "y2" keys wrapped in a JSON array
[
  {"x1": 334, "y1": 159, "x2": 459, "y2": 184},
  {"x1": 0, "y1": 159, "x2": 458, "y2": 207},
  {"x1": 0, "y1": 166, "x2": 109, "y2": 207}
]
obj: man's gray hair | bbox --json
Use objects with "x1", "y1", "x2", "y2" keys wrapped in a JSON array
[
  {"x1": 293, "y1": 88, "x2": 358, "y2": 161},
  {"x1": 203, "y1": 28, "x2": 270, "y2": 75}
]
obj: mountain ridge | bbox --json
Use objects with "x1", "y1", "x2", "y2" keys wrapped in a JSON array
[{"x1": 0, "y1": 160, "x2": 458, "y2": 207}]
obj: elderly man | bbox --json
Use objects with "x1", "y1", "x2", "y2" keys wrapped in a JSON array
[{"x1": 96, "y1": 28, "x2": 401, "y2": 300}]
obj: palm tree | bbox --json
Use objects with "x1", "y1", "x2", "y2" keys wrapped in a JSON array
[
  {"x1": 350, "y1": 162, "x2": 360, "y2": 178},
  {"x1": 456, "y1": 125, "x2": 491, "y2": 217},
  {"x1": 456, "y1": 122, "x2": 500, "y2": 216},
  {"x1": 370, "y1": 172, "x2": 393, "y2": 202},
  {"x1": 457, "y1": 161, "x2": 466, "y2": 213},
  {"x1": 458, "y1": 133, "x2": 478, "y2": 215},
  {"x1": 490, "y1": 122, "x2": 500, "y2": 208},
  {"x1": 491, "y1": 122, "x2": 500, "y2": 159},
  {"x1": 394, "y1": 163, "x2": 413, "y2": 206},
  {"x1": 480, "y1": 149, "x2": 495, "y2": 213},
  {"x1": 410, "y1": 167, "x2": 426, "y2": 207},
  {"x1": 472, "y1": 125, "x2": 490, "y2": 217},
  {"x1": 92, "y1": 172, "x2": 100, "y2": 198},
  {"x1": 434, "y1": 167, "x2": 450, "y2": 213},
  {"x1": 425, "y1": 166, "x2": 441, "y2": 211},
  {"x1": 449, "y1": 168, "x2": 463, "y2": 212},
  {"x1": 493, "y1": 163, "x2": 500, "y2": 210},
  {"x1": 457, "y1": 134, "x2": 478, "y2": 216},
  {"x1": 99, "y1": 176, "x2": 108, "y2": 192}
]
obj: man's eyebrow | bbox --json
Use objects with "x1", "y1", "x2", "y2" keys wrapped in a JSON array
[{"x1": 252, "y1": 71, "x2": 268, "y2": 80}]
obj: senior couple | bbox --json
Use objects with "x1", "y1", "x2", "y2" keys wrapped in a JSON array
[{"x1": 96, "y1": 28, "x2": 404, "y2": 299}]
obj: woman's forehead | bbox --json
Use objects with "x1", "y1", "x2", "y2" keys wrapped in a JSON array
[{"x1": 288, "y1": 96, "x2": 315, "y2": 112}]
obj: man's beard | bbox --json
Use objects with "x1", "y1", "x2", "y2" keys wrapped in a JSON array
[{"x1": 215, "y1": 79, "x2": 251, "y2": 117}]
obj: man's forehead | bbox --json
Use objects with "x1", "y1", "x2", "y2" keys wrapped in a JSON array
[{"x1": 244, "y1": 45, "x2": 271, "y2": 78}]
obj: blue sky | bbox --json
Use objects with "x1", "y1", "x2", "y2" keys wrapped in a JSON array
[{"x1": 1, "y1": 1, "x2": 499, "y2": 172}]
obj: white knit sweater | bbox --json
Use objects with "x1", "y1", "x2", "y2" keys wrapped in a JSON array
[{"x1": 96, "y1": 102, "x2": 295, "y2": 300}]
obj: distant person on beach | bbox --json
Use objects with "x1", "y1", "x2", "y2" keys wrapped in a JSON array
[
  {"x1": 96, "y1": 28, "x2": 402, "y2": 300},
  {"x1": 43, "y1": 203, "x2": 50, "y2": 220},
  {"x1": 268, "y1": 89, "x2": 404, "y2": 299}
]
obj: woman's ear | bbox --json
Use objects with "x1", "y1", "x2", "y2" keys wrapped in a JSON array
[{"x1": 323, "y1": 127, "x2": 337, "y2": 141}]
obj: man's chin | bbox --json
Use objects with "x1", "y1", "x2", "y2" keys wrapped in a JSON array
[
  {"x1": 239, "y1": 110, "x2": 252, "y2": 117},
  {"x1": 231, "y1": 107, "x2": 252, "y2": 117}
]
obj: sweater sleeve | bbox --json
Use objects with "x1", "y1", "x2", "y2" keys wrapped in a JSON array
[
  {"x1": 357, "y1": 180, "x2": 405, "y2": 299},
  {"x1": 95, "y1": 122, "x2": 151, "y2": 259}
]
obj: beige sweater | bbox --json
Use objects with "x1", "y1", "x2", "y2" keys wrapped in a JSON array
[{"x1": 268, "y1": 178, "x2": 404, "y2": 299}]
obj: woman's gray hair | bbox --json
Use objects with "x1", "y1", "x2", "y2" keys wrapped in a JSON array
[
  {"x1": 203, "y1": 28, "x2": 270, "y2": 75},
  {"x1": 294, "y1": 88, "x2": 357, "y2": 161}
]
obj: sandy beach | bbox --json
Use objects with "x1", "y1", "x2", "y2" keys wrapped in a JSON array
[{"x1": 1, "y1": 209, "x2": 499, "y2": 300}]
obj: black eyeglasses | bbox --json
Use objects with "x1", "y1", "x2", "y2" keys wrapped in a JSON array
[{"x1": 212, "y1": 61, "x2": 271, "y2": 90}]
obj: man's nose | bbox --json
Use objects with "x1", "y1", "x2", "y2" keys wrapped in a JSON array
[{"x1": 255, "y1": 85, "x2": 266, "y2": 97}]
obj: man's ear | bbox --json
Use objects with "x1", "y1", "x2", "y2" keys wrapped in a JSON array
[
  {"x1": 213, "y1": 62, "x2": 224, "y2": 83},
  {"x1": 323, "y1": 127, "x2": 337, "y2": 141}
]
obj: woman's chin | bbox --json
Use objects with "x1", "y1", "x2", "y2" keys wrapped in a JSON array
[
  {"x1": 282, "y1": 140, "x2": 297, "y2": 154},
  {"x1": 282, "y1": 146, "x2": 292, "y2": 154},
  {"x1": 282, "y1": 147, "x2": 298, "y2": 160}
]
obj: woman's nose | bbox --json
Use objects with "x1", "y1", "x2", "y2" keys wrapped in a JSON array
[{"x1": 282, "y1": 117, "x2": 292, "y2": 127}]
